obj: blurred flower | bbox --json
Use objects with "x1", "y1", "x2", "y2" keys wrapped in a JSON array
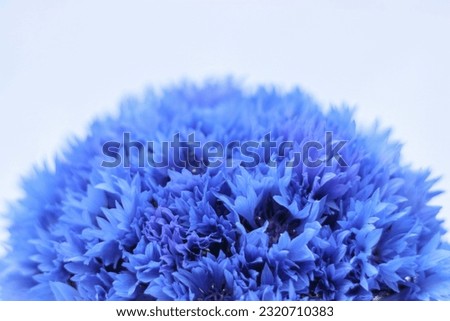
[{"x1": 1, "y1": 80, "x2": 449, "y2": 300}]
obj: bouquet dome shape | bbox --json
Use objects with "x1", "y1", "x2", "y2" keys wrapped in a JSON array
[{"x1": 1, "y1": 80, "x2": 449, "y2": 301}]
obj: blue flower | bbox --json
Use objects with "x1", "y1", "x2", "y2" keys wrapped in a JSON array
[{"x1": 1, "y1": 79, "x2": 449, "y2": 301}]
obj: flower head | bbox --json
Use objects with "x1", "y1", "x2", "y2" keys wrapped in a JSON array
[{"x1": 1, "y1": 80, "x2": 449, "y2": 300}]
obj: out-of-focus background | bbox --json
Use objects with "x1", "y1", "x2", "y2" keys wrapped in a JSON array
[{"x1": 1, "y1": 0, "x2": 450, "y2": 254}]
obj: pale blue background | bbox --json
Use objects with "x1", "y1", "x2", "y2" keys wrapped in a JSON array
[{"x1": 1, "y1": 0, "x2": 450, "y2": 254}]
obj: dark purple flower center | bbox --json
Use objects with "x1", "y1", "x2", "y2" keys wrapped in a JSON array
[{"x1": 254, "y1": 198, "x2": 300, "y2": 245}]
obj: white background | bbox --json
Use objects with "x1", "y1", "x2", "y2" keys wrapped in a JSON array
[{"x1": 1, "y1": 0, "x2": 450, "y2": 253}]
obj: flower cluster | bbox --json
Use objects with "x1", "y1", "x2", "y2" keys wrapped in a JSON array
[{"x1": 1, "y1": 80, "x2": 449, "y2": 300}]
